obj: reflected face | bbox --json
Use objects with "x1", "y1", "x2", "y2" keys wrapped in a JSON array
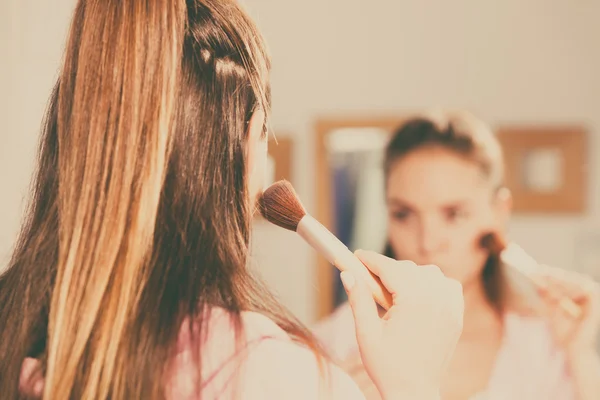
[{"x1": 386, "y1": 147, "x2": 499, "y2": 285}]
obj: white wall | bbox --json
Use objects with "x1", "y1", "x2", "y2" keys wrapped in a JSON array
[
  {"x1": 0, "y1": 0, "x2": 74, "y2": 266},
  {"x1": 0, "y1": 0, "x2": 19, "y2": 265},
  {"x1": 2, "y1": 0, "x2": 599, "y2": 324}
]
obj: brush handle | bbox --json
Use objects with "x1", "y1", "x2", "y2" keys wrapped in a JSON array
[
  {"x1": 500, "y1": 241, "x2": 583, "y2": 319},
  {"x1": 297, "y1": 215, "x2": 393, "y2": 310}
]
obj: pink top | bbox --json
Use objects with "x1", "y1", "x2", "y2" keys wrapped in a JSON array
[
  {"x1": 166, "y1": 307, "x2": 367, "y2": 400},
  {"x1": 313, "y1": 303, "x2": 576, "y2": 400}
]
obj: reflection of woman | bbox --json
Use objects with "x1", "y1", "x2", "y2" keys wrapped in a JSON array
[
  {"x1": 314, "y1": 112, "x2": 600, "y2": 400},
  {"x1": 0, "y1": 1, "x2": 466, "y2": 399}
]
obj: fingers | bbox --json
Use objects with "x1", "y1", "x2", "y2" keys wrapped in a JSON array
[
  {"x1": 535, "y1": 267, "x2": 596, "y2": 300},
  {"x1": 354, "y1": 250, "x2": 461, "y2": 311},
  {"x1": 533, "y1": 267, "x2": 599, "y2": 319},
  {"x1": 354, "y1": 250, "x2": 420, "y2": 296},
  {"x1": 537, "y1": 269, "x2": 582, "y2": 299},
  {"x1": 341, "y1": 270, "x2": 382, "y2": 343}
]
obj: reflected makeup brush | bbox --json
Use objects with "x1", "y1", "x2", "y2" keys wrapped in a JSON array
[
  {"x1": 259, "y1": 180, "x2": 393, "y2": 310},
  {"x1": 480, "y1": 232, "x2": 582, "y2": 319}
]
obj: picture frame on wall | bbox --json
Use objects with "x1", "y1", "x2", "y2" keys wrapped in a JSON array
[{"x1": 496, "y1": 126, "x2": 588, "y2": 214}]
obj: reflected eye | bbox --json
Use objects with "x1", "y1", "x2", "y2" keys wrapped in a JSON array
[
  {"x1": 445, "y1": 208, "x2": 469, "y2": 222},
  {"x1": 390, "y1": 209, "x2": 411, "y2": 221}
]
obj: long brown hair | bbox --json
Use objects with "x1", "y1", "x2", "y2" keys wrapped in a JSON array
[
  {"x1": 0, "y1": 1, "x2": 319, "y2": 398},
  {"x1": 382, "y1": 111, "x2": 509, "y2": 310}
]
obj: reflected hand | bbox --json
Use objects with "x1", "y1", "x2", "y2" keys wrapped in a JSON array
[{"x1": 533, "y1": 266, "x2": 600, "y2": 355}]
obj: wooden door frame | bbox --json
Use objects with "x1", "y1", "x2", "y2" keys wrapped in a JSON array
[{"x1": 313, "y1": 116, "x2": 407, "y2": 320}]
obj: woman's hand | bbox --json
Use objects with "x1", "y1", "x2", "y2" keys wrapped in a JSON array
[
  {"x1": 532, "y1": 266, "x2": 600, "y2": 355},
  {"x1": 532, "y1": 266, "x2": 600, "y2": 400},
  {"x1": 341, "y1": 250, "x2": 464, "y2": 400}
]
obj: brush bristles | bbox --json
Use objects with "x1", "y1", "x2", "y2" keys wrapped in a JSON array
[
  {"x1": 480, "y1": 232, "x2": 507, "y2": 255},
  {"x1": 259, "y1": 180, "x2": 307, "y2": 231}
]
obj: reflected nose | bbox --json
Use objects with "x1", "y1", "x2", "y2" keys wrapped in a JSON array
[{"x1": 417, "y1": 218, "x2": 444, "y2": 256}]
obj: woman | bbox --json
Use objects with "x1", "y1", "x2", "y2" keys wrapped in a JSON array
[
  {"x1": 0, "y1": 1, "x2": 464, "y2": 399},
  {"x1": 314, "y1": 112, "x2": 600, "y2": 400}
]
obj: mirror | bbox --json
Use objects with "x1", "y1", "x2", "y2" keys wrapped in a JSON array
[
  {"x1": 325, "y1": 128, "x2": 389, "y2": 307},
  {"x1": 314, "y1": 117, "x2": 405, "y2": 319}
]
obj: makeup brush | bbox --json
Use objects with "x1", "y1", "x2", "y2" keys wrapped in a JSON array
[
  {"x1": 481, "y1": 233, "x2": 582, "y2": 319},
  {"x1": 259, "y1": 180, "x2": 393, "y2": 310}
]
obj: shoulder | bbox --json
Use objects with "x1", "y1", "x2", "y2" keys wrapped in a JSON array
[
  {"x1": 170, "y1": 307, "x2": 365, "y2": 400},
  {"x1": 174, "y1": 307, "x2": 289, "y2": 360},
  {"x1": 502, "y1": 312, "x2": 569, "y2": 370},
  {"x1": 211, "y1": 306, "x2": 290, "y2": 339},
  {"x1": 233, "y1": 308, "x2": 365, "y2": 400},
  {"x1": 503, "y1": 312, "x2": 559, "y2": 355},
  {"x1": 241, "y1": 334, "x2": 366, "y2": 400},
  {"x1": 491, "y1": 312, "x2": 575, "y2": 398},
  {"x1": 223, "y1": 308, "x2": 365, "y2": 400}
]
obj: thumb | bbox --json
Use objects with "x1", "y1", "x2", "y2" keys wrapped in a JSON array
[{"x1": 341, "y1": 271, "x2": 382, "y2": 342}]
